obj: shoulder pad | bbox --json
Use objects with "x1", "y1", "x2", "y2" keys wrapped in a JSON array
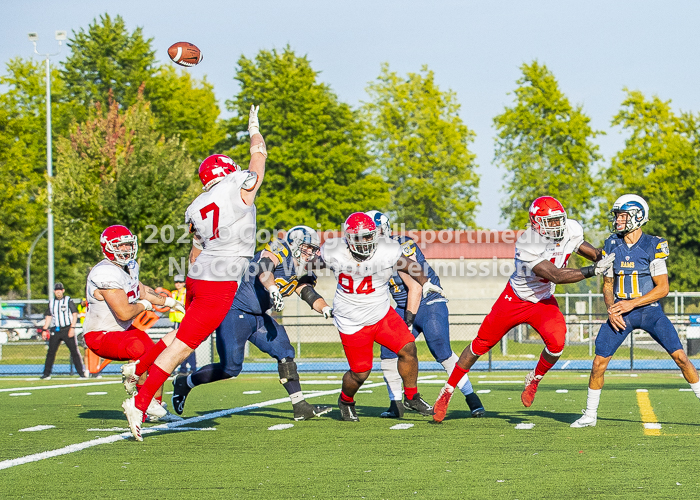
[
  {"x1": 401, "y1": 239, "x2": 417, "y2": 257},
  {"x1": 515, "y1": 230, "x2": 547, "y2": 259},
  {"x1": 90, "y1": 264, "x2": 126, "y2": 290},
  {"x1": 655, "y1": 238, "x2": 670, "y2": 259},
  {"x1": 264, "y1": 239, "x2": 290, "y2": 261},
  {"x1": 566, "y1": 219, "x2": 584, "y2": 238}
]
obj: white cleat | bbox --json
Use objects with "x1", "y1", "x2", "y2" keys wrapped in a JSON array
[
  {"x1": 146, "y1": 401, "x2": 183, "y2": 423},
  {"x1": 121, "y1": 361, "x2": 139, "y2": 395},
  {"x1": 570, "y1": 410, "x2": 597, "y2": 428},
  {"x1": 146, "y1": 398, "x2": 167, "y2": 419},
  {"x1": 122, "y1": 397, "x2": 144, "y2": 441}
]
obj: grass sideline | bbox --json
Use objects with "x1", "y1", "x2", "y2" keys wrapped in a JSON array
[{"x1": 1, "y1": 372, "x2": 699, "y2": 499}]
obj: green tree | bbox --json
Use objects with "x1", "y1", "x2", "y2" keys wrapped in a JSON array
[
  {"x1": 148, "y1": 65, "x2": 225, "y2": 161},
  {"x1": 59, "y1": 14, "x2": 222, "y2": 160},
  {"x1": 494, "y1": 61, "x2": 603, "y2": 229},
  {"x1": 601, "y1": 90, "x2": 700, "y2": 291},
  {"x1": 59, "y1": 14, "x2": 156, "y2": 125},
  {"x1": 363, "y1": 63, "x2": 479, "y2": 229},
  {"x1": 222, "y1": 46, "x2": 389, "y2": 233},
  {"x1": 0, "y1": 58, "x2": 65, "y2": 297},
  {"x1": 52, "y1": 93, "x2": 199, "y2": 292}
]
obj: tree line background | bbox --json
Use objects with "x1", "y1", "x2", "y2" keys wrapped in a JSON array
[{"x1": 1, "y1": 14, "x2": 698, "y2": 298}]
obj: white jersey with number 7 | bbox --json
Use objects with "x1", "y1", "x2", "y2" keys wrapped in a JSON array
[
  {"x1": 185, "y1": 170, "x2": 258, "y2": 281},
  {"x1": 321, "y1": 238, "x2": 403, "y2": 334}
]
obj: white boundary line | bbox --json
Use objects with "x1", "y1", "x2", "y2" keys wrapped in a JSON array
[
  {"x1": 0, "y1": 381, "x2": 386, "y2": 471},
  {"x1": 0, "y1": 381, "x2": 122, "y2": 393}
]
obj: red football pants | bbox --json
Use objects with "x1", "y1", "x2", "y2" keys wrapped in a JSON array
[
  {"x1": 175, "y1": 277, "x2": 238, "y2": 349},
  {"x1": 470, "y1": 283, "x2": 567, "y2": 356},
  {"x1": 84, "y1": 326, "x2": 154, "y2": 361},
  {"x1": 339, "y1": 307, "x2": 415, "y2": 373}
]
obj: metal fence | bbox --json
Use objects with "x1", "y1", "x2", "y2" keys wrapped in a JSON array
[{"x1": 2, "y1": 292, "x2": 700, "y2": 375}]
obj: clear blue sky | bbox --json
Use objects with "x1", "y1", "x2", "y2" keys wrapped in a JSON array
[{"x1": 4, "y1": 1, "x2": 700, "y2": 229}]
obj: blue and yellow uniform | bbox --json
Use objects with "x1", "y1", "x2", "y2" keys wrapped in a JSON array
[
  {"x1": 212, "y1": 239, "x2": 317, "y2": 378},
  {"x1": 595, "y1": 233, "x2": 682, "y2": 357},
  {"x1": 380, "y1": 236, "x2": 451, "y2": 363}
]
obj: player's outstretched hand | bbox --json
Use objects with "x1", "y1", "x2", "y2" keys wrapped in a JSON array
[
  {"x1": 267, "y1": 285, "x2": 284, "y2": 312},
  {"x1": 594, "y1": 252, "x2": 616, "y2": 276},
  {"x1": 422, "y1": 279, "x2": 445, "y2": 298},
  {"x1": 164, "y1": 296, "x2": 186, "y2": 314},
  {"x1": 322, "y1": 306, "x2": 333, "y2": 319},
  {"x1": 248, "y1": 104, "x2": 260, "y2": 137},
  {"x1": 137, "y1": 299, "x2": 154, "y2": 312}
]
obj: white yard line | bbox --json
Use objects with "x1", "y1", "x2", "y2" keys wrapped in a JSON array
[
  {"x1": 0, "y1": 381, "x2": 122, "y2": 393},
  {"x1": 0, "y1": 381, "x2": 385, "y2": 471}
]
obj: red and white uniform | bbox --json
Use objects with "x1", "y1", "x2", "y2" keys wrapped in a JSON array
[
  {"x1": 186, "y1": 170, "x2": 258, "y2": 282},
  {"x1": 83, "y1": 259, "x2": 153, "y2": 361},
  {"x1": 83, "y1": 259, "x2": 140, "y2": 333},
  {"x1": 177, "y1": 170, "x2": 257, "y2": 349},
  {"x1": 510, "y1": 219, "x2": 584, "y2": 302},
  {"x1": 470, "y1": 219, "x2": 584, "y2": 357},
  {"x1": 321, "y1": 238, "x2": 403, "y2": 334},
  {"x1": 321, "y1": 238, "x2": 414, "y2": 372}
]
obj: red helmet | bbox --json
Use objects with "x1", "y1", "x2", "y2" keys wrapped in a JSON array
[
  {"x1": 198, "y1": 154, "x2": 240, "y2": 191},
  {"x1": 343, "y1": 212, "x2": 378, "y2": 259},
  {"x1": 529, "y1": 196, "x2": 567, "y2": 241},
  {"x1": 100, "y1": 225, "x2": 138, "y2": 265}
]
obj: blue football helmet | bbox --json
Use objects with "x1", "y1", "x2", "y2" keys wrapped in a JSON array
[
  {"x1": 609, "y1": 194, "x2": 649, "y2": 234},
  {"x1": 365, "y1": 210, "x2": 391, "y2": 237},
  {"x1": 285, "y1": 225, "x2": 320, "y2": 266}
]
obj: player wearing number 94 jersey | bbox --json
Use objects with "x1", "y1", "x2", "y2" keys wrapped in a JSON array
[
  {"x1": 571, "y1": 194, "x2": 700, "y2": 428},
  {"x1": 320, "y1": 212, "x2": 444, "y2": 421}
]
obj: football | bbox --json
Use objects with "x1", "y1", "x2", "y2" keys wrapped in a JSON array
[{"x1": 167, "y1": 42, "x2": 203, "y2": 67}]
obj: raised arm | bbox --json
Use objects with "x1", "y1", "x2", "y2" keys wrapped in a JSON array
[
  {"x1": 531, "y1": 251, "x2": 615, "y2": 285},
  {"x1": 241, "y1": 105, "x2": 267, "y2": 206},
  {"x1": 576, "y1": 241, "x2": 603, "y2": 262}
]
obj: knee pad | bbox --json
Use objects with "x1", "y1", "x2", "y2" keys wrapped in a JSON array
[
  {"x1": 278, "y1": 358, "x2": 299, "y2": 384},
  {"x1": 124, "y1": 331, "x2": 153, "y2": 360}
]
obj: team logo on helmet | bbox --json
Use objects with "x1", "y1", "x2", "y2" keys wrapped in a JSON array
[
  {"x1": 365, "y1": 210, "x2": 391, "y2": 237},
  {"x1": 198, "y1": 154, "x2": 240, "y2": 191}
]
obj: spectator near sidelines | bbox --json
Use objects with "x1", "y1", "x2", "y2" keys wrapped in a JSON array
[{"x1": 40, "y1": 282, "x2": 87, "y2": 379}]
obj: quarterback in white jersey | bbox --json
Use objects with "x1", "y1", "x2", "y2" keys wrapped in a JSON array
[
  {"x1": 433, "y1": 197, "x2": 615, "y2": 422},
  {"x1": 124, "y1": 105, "x2": 267, "y2": 441},
  {"x1": 82, "y1": 225, "x2": 184, "y2": 422},
  {"x1": 319, "y1": 212, "x2": 444, "y2": 422}
]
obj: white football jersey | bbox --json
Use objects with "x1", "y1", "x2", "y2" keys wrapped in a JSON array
[
  {"x1": 509, "y1": 219, "x2": 585, "y2": 303},
  {"x1": 185, "y1": 170, "x2": 257, "y2": 281},
  {"x1": 321, "y1": 238, "x2": 403, "y2": 334},
  {"x1": 83, "y1": 259, "x2": 141, "y2": 333}
]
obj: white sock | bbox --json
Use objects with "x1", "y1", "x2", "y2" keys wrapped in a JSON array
[
  {"x1": 586, "y1": 388, "x2": 602, "y2": 413},
  {"x1": 289, "y1": 391, "x2": 305, "y2": 404},
  {"x1": 381, "y1": 358, "x2": 403, "y2": 401},
  {"x1": 186, "y1": 374, "x2": 195, "y2": 389},
  {"x1": 441, "y1": 353, "x2": 474, "y2": 396},
  {"x1": 689, "y1": 381, "x2": 700, "y2": 399}
]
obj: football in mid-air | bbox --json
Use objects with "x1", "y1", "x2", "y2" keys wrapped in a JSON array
[{"x1": 167, "y1": 42, "x2": 203, "y2": 67}]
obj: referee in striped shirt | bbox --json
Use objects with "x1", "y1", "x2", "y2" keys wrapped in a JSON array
[{"x1": 40, "y1": 283, "x2": 87, "y2": 379}]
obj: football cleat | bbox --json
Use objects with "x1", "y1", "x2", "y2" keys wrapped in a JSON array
[
  {"x1": 121, "y1": 361, "x2": 139, "y2": 395},
  {"x1": 570, "y1": 410, "x2": 597, "y2": 428},
  {"x1": 147, "y1": 402, "x2": 183, "y2": 423},
  {"x1": 465, "y1": 392, "x2": 486, "y2": 418},
  {"x1": 433, "y1": 386, "x2": 454, "y2": 423},
  {"x1": 171, "y1": 374, "x2": 191, "y2": 416},
  {"x1": 293, "y1": 400, "x2": 332, "y2": 421},
  {"x1": 338, "y1": 396, "x2": 360, "y2": 422},
  {"x1": 521, "y1": 370, "x2": 542, "y2": 407},
  {"x1": 379, "y1": 400, "x2": 404, "y2": 419},
  {"x1": 403, "y1": 393, "x2": 434, "y2": 416},
  {"x1": 146, "y1": 398, "x2": 167, "y2": 419},
  {"x1": 122, "y1": 397, "x2": 144, "y2": 442}
]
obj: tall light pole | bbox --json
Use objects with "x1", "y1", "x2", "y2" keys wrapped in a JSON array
[
  {"x1": 28, "y1": 30, "x2": 66, "y2": 298},
  {"x1": 26, "y1": 228, "x2": 48, "y2": 316}
]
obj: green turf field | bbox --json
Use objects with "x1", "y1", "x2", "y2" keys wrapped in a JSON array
[{"x1": 1, "y1": 372, "x2": 699, "y2": 499}]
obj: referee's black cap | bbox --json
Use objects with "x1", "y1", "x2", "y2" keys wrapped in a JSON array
[{"x1": 54, "y1": 282, "x2": 65, "y2": 290}]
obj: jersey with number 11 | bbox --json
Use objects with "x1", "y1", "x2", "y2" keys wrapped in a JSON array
[
  {"x1": 321, "y1": 238, "x2": 403, "y2": 334},
  {"x1": 185, "y1": 170, "x2": 257, "y2": 281}
]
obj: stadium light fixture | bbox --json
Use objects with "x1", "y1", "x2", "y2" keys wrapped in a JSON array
[{"x1": 27, "y1": 32, "x2": 65, "y2": 299}]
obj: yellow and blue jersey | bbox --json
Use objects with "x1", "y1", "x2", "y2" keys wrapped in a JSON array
[
  {"x1": 603, "y1": 233, "x2": 669, "y2": 303},
  {"x1": 388, "y1": 236, "x2": 442, "y2": 308},
  {"x1": 234, "y1": 239, "x2": 317, "y2": 315}
]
